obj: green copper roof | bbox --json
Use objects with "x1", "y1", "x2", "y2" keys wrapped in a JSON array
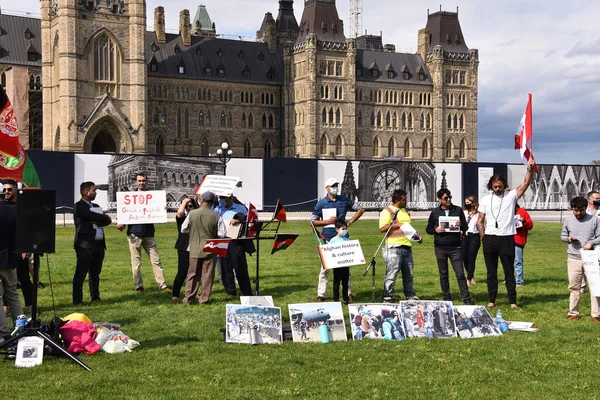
[{"x1": 193, "y1": 4, "x2": 213, "y2": 31}]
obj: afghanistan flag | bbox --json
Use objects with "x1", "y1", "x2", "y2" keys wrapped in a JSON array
[
  {"x1": 310, "y1": 221, "x2": 327, "y2": 245},
  {"x1": 0, "y1": 86, "x2": 41, "y2": 187},
  {"x1": 273, "y1": 199, "x2": 287, "y2": 222},
  {"x1": 271, "y1": 233, "x2": 299, "y2": 254}
]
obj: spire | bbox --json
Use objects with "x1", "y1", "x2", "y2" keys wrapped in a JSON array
[{"x1": 296, "y1": 0, "x2": 345, "y2": 44}]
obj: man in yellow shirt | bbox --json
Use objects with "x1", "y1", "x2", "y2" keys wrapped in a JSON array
[{"x1": 379, "y1": 189, "x2": 422, "y2": 303}]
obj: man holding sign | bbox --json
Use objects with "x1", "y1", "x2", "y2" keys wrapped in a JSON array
[
  {"x1": 560, "y1": 196, "x2": 600, "y2": 321},
  {"x1": 116, "y1": 173, "x2": 170, "y2": 293}
]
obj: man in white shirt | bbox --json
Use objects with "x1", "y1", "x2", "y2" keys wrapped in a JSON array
[{"x1": 477, "y1": 157, "x2": 536, "y2": 309}]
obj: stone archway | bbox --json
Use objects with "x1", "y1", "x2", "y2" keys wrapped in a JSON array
[
  {"x1": 91, "y1": 131, "x2": 117, "y2": 153},
  {"x1": 84, "y1": 115, "x2": 133, "y2": 154}
]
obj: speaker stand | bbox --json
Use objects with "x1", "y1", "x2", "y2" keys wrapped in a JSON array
[{"x1": 0, "y1": 254, "x2": 91, "y2": 371}]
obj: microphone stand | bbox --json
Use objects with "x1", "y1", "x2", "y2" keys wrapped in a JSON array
[{"x1": 363, "y1": 210, "x2": 400, "y2": 302}]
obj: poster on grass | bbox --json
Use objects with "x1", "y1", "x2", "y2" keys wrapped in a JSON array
[
  {"x1": 117, "y1": 191, "x2": 167, "y2": 224},
  {"x1": 453, "y1": 305, "x2": 502, "y2": 339},
  {"x1": 288, "y1": 302, "x2": 347, "y2": 343},
  {"x1": 317, "y1": 240, "x2": 365, "y2": 270},
  {"x1": 348, "y1": 304, "x2": 405, "y2": 341},
  {"x1": 225, "y1": 305, "x2": 282, "y2": 345},
  {"x1": 400, "y1": 300, "x2": 457, "y2": 339}
]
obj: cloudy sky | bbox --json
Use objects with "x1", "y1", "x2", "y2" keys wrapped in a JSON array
[{"x1": 10, "y1": 0, "x2": 600, "y2": 165}]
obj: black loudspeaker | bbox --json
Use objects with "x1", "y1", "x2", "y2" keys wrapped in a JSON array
[{"x1": 16, "y1": 190, "x2": 56, "y2": 254}]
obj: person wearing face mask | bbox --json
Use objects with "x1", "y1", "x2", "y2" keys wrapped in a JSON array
[
  {"x1": 462, "y1": 196, "x2": 480, "y2": 286},
  {"x1": 582, "y1": 191, "x2": 600, "y2": 293},
  {"x1": 171, "y1": 197, "x2": 197, "y2": 301},
  {"x1": 329, "y1": 219, "x2": 351, "y2": 304},
  {"x1": 514, "y1": 203, "x2": 533, "y2": 287},
  {"x1": 214, "y1": 194, "x2": 254, "y2": 296},
  {"x1": 311, "y1": 178, "x2": 365, "y2": 302}
]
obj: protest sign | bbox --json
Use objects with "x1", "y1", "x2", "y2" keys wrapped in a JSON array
[
  {"x1": 197, "y1": 175, "x2": 240, "y2": 197},
  {"x1": 117, "y1": 190, "x2": 167, "y2": 224},
  {"x1": 317, "y1": 239, "x2": 366, "y2": 270},
  {"x1": 581, "y1": 249, "x2": 600, "y2": 297}
]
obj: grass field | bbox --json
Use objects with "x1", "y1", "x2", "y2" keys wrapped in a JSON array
[{"x1": 1, "y1": 219, "x2": 598, "y2": 399}]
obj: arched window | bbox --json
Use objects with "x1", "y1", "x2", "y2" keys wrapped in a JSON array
[
  {"x1": 408, "y1": 113, "x2": 413, "y2": 129},
  {"x1": 176, "y1": 87, "x2": 180, "y2": 99},
  {"x1": 335, "y1": 135, "x2": 343, "y2": 155},
  {"x1": 227, "y1": 112, "x2": 232, "y2": 127},
  {"x1": 248, "y1": 113, "x2": 254, "y2": 127},
  {"x1": 262, "y1": 114, "x2": 267, "y2": 128},
  {"x1": 329, "y1": 108, "x2": 334, "y2": 124},
  {"x1": 160, "y1": 109, "x2": 166, "y2": 125},
  {"x1": 446, "y1": 139, "x2": 453, "y2": 158},
  {"x1": 162, "y1": 86, "x2": 166, "y2": 98},
  {"x1": 198, "y1": 88, "x2": 202, "y2": 100},
  {"x1": 447, "y1": 114, "x2": 452, "y2": 129},
  {"x1": 320, "y1": 85, "x2": 325, "y2": 98},
  {"x1": 370, "y1": 111, "x2": 375, "y2": 126},
  {"x1": 229, "y1": 90, "x2": 233, "y2": 102},
  {"x1": 242, "y1": 113, "x2": 247, "y2": 128},
  {"x1": 207, "y1": 89, "x2": 212, "y2": 101},
  {"x1": 335, "y1": 108, "x2": 341, "y2": 124},
  {"x1": 93, "y1": 33, "x2": 121, "y2": 83},
  {"x1": 459, "y1": 139, "x2": 467, "y2": 159},
  {"x1": 184, "y1": 109, "x2": 189, "y2": 138},
  {"x1": 152, "y1": 85, "x2": 157, "y2": 98},
  {"x1": 264, "y1": 140, "x2": 272, "y2": 158},
  {"x1": 219, "y1": 89, "x2": 224, "y2": 101},
  {"x1": 402, "y1": 113, "x2": 407, "y2": 129},
  {"x1": 322, "y1": 108, "x2": 327, "y2": 126},
  {"x1": 176, "y1": 109, "x2": 182, "y2": 138},
  {"x1": 385, "y1": 111, "x2": 391, "y2": 127},
  {"x1": 459, "y1": 114, "x2": 464, "y2": 131},
  {"x1": 422, "y1": 139, "x2": 429, "y2": 158},
  {"x1": 355, "y1": 135, "x2": 361, "y2": 157},
  {"x1": 357, "y1": 110, "x2": 362, "y2": 127},
  {"x1": 387, "y1": 138, "x2": 394, "y2": 157},
  {"x1": 155, "y1": 135, "x2": 165, "y2": 154},
  {"x1": 152, "y1": 108, "x2": 159, "y2": 125},
  {"x1": 199, "y1": 110, "x2": 204, "y2": 126},
  {"x1": 551, "y1": 181, "x2": 560, "y2": 203},
  {"x1": 392, "y1": 112, "x2": 397, "y2": 128},
  {"x1": 376, "y1": 111, "x2": 381, "y2": 127},
  {"x1": 206, "y1": 110, "x2": 211, "y2": 126},
  {"x1": 372, "y1": 137, "x2": 380, "y2": 157},
  {"x1": 420, "y1": 113, "x2": 424, "y2": 129},
  {"x1": 426, "y1": 113, "x2": 431, "y2": 130},
  {"x1": 404, "y1": 138, "x2": 410, "y2": 158},
  {"x1": 320, "y1": 134, "x2": 328, "y2": 155},
  {"x1": 200, "y1": 136, "x2": 209, "y2": 156},
  {"x1": 268, "y1": 114, "x2": 274, "y2": 128},
  {"x1": 220, "y1": 111, "x2": 226, "y2": 127},
  {"x1": 244, "y1": 138, "x2": 252, "y2": 157}
]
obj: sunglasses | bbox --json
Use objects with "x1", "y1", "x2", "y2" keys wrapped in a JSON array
[
  {"x1": 4, "y1": 188, "x2": 14, "y2": 192},
  {"x1": 441, "y1": 196, "x2": 452, "y2": 200},
  {"x1": 185, "y1": 204, "x2": 194, "y2": 208}
]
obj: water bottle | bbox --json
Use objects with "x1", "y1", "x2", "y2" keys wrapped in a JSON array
[
  {"x1": 495, "y1": 310, "x2": 503, "y2": 328},
  {"x1": 11, "y1": 315, "x2": 28, "y2": 337}
]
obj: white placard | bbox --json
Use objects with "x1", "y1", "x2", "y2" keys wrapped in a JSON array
[
  {"x1": 439, "y1": 216, "x2": 461, "y2": 233},
  {"x1": 400, "y1": 223, "x2": 422, "y2": 242},
  {"x1": 117, "y1": 191, "x2": 167, "y2": 225},
  {"x1": 198, "y1": 175, "x2": 240, "y2": 197},
  {"x1": 15, "y1": 336, "x2": 44, "y2": 368},
  {"x1": 478, "y1": 167, "x2": 494, "y2": 201},
  {"x1": 317, "y1": 239, "x2": 366, "y2": 270},
  {"x1": 322, "y1": 208, "x2": 337, "y2": 229},
  {"x1": 514, "y1": 215, "x2": 523, "y2": 228},
  {"x1": 581, "y1": 249, "x2": 600, "y2": 297}
]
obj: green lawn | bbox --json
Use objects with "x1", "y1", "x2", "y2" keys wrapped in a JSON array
[{"x1": 1, "y1": 220, "x2": 597, "y2": 399}]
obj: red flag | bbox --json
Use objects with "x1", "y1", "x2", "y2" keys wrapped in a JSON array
[
  {"x1": 271, "y1": 233, "x2": 299, "y2": 254},
  {"x1": 514, "y1": 93, "x2": 538, "y2": 173},
  {"x1": 203, "y1": 238, "x2": 232, "y2": 257},
  {"x1": 273, "y1": 200, "x2": 287, "y2": 222},
  {"x1": 247, "y1": 202, "x2": 259, "y2": 237},
  {"x1": 0, "y1": 85, "x2": 20, "y2": 158}
]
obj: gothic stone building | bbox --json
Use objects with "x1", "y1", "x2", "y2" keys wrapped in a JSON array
[{"x1": 0, "y1": 0, "x2": 478, "y2": 161}]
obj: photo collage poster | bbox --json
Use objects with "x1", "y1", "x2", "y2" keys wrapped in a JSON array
[
  {"x1": 453, "y1": 305, "x2": 502, "y2": 339},
  {"x1": 288, "y1": 302, "x2": 347, "y2": 343},
  {"x1": 225, "y1": 305, "x2": 283, "y2": 345}
]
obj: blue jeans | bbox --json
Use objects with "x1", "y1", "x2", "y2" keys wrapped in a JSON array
[
  {"x1": 514, "y1": 246, "x2": 524, "y2": 284},
  {"x1": 382, "y1": 246, "x2": 415, "y2": 299}
]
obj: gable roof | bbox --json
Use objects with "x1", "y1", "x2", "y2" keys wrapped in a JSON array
[{"x1": 356, "y1": 50, "x2": 433, "y2": 85}]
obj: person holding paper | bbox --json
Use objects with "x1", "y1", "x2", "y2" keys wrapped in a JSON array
[
  {"x1": 329, "y1": 219, "x2": 351, "y2": 304},
  {"x1": 560, "y1": 196, "x2": 600, "y2": 322},
  {"x1": 426, "y1": 189, "x2": 473, "y2": 305},
  {"x1": 311, "y1": 177, "x2": 364, "y2": 302},
  {"x1": 379, "y1": 189, "x2": 421, "y2": 303},
  {"x1": 462, "y1": 195, "x2": 480, "y2": 286},
  {"x1": 214, "y1": 194, "x2": 254, "y2": 296},
  {"x1": 514, "y1": 204, "x2": 533, "y2": 286},
  {"x1": 72, "y1": 181, "x2": 112, "y2": 305},
  {"x1": 116, "y1": 173, "x2": 171, "y2": 294},
  {"x1": 477, "y1": 156, "x2": 536, "y2": 309}
]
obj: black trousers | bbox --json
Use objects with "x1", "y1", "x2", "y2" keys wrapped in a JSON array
[
  {"x1": 73, "y1": 243, "x2": 104, "y2": 304},
  {"x1": 482, "y1": 235, "x2": 516, "y2": 304},
  {"x1": 333, "y1": 267, "x2": 350, "y2": 302},
  {"x1": 221, "y1": 241, "x2": 253, "y2": 296},
  {"x1": 172, "y1": 249, "x2": 190, "y2": 298},
  {"x1": 461, "y1": 235, "x2": 481, "y2": 281},
  {"x1": 434, "y1": 246, "x2": 472, "y2": 303}
]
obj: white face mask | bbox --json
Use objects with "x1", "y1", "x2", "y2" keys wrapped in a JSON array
[
  {"x1": 338, "y1": 229, "x2": 348, "y2": 237},
  {"x1": 329, "y1": 187, "x2": 339, "y2": 196}
]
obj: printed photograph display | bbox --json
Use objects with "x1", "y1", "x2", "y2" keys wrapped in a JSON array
[
  {"x1": 400, "y1": 300, "x2": 457, "y2": 339},
  {"x1": 225, "y1": 305, "x2": 283, "y2": 345},
  {"x1": 453, "y1": 305, "x2": 502, "y2": 339},
  {"x1": 348, "y1": 304, "x2": 405, "y2": 341},
  {"x1": 288, "y1": 302, "x2": 347, "y2": 343}
]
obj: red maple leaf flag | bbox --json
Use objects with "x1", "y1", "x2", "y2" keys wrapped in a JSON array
[
  {"x1": 273, "y1": 199, "x2": 287, "y2": 222},
  {"x1": 203, "y1": 238, "x2": 232, "y2": 257},
  {"x1": 514, "y1": 93, "x2": 538, "y2": 173},
  {"x1": 247, "y1": 202, "x2": 259, "y2": 237},
  {"x1": 0, "y1": 85, "x2": 21, "y2": 158}
]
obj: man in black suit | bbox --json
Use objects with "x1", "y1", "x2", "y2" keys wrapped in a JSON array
[{"x1": 72, "y1": 181, "x2": 112, "y2": 305}]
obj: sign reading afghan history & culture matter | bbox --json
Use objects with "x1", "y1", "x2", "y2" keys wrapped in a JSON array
[{"x1": 317, "y1": 240, "x2": 366, "y2": 270}]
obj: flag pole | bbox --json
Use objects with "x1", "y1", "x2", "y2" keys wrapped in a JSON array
[{"x1": 528, "y1": 93, "x2": 533, "y2": 152}]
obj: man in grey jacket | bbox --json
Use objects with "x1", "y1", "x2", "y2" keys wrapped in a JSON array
[{"x1": 561, "y1": 196, "x2": 600, "y2": 321}]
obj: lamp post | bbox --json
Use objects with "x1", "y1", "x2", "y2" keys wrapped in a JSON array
[{"x1": 216, "y1": 142, "x2": 233, "y2": 175}]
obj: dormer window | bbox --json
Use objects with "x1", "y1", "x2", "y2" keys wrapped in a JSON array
[
  {"x1": 178, "y1": 66, "x2": 185, "y2": 74},
  {"x1": 151, "y1": 42, "x2": 159, "y2": 52},
  {"x1": 243, "y1": 70, "x2": 250, "y2": 79},
  {"x1": 217, "y1": 67, "x2": 225, "y2": 77},
  {"x1": 371, "y1": 68, "x2": 378, "y2": 78},
  {"x1": 238, "y1": 51, "x2": 244, "y2": 60},
  {"x1": 419, "y1": 72, "x2": 426, "y2": 81},
  {"x1": 258, "y1": 52, "x2": 265, "y2": 62},
  {"x1": 24, "y1": 28, "x2": 33, "y2": 40},
  {"x1": 403, "y1": 71, "x2": 410, "y2": 80},
  {"x1": 174, "y1": 45, "x2": 181, "y2": 55},
  {"x1": 205, "y1": 67, "x2": 211, "y2": 76},
  {"x1": 387, "y1": 71, "x2": 394, "y2": 79}
]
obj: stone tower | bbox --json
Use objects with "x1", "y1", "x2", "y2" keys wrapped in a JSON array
[{"x1": 41, "y1": 0, "x2": 147, "y2": 153}]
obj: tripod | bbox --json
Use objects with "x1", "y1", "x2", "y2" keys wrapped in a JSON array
[
  {"x1": 363, "y1": 210, "x2": 400, "y2": 302},
  {"x1": 0, "y1": 254, "x2": 91, "y2": 371}
]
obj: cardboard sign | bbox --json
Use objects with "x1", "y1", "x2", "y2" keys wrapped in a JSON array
[
  {"x1": 317, "y1": 239, "x2": 366, "y2": 270},
  {"x1": 117, "y1": 190, "x2": 167, "y2": 224},
  {"x1": 198, "y1": 175, "x2": 240, "y2": 197},
  {"x1": 15, "y1": 336, "x2": 44, "y2": 368}
]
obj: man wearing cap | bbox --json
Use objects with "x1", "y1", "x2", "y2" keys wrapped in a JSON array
[
  {"x1": 181, "y1": 191, "x2": 226, "y2": 304},
  {"x1": 311, "y1": 177, "x2": 365, "y2": 302},
  {"x1": 214, "y1": 194, "x2": 255, "y2": 296}
]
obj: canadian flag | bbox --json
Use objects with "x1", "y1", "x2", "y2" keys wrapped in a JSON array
[
  {"x1": 247, "y1": 202, "x2": 259, "y2": 237},
  {"x1": 203, "y1": 238, "x2": 232, "y2": 257},
  {"x1": 514, "y1": 93, "x2": 538, "y2": 173}
]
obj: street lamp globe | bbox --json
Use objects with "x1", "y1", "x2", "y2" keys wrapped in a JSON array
[
  {"x1": 216, "y1": 148, "x2": 223, "y2": 155},
  {"x1": 221, "y1": 142, "x2": 229, "y2": 150},
  {"x1": 227, "y1": 149, "x2": 233, "y2": 156}
]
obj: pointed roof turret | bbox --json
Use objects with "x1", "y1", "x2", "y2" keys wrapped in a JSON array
[{"x1": 296, "y1": 0, "x2": 345, "y2": 44}]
